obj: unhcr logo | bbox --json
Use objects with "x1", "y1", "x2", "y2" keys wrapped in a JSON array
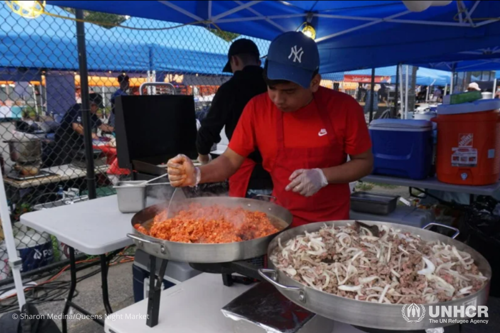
[
  {"x1": 401, "y1": 303, "x2": 489, "y2": 325},
  {"x1": 402, "y1": 303, "x2": 426, "y2": 323}
]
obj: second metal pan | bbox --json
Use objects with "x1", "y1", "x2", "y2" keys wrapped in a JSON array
[
  {"x1": 259, "y1": 220, "x2": 491, "y2": 331},
  {"x1": 128, "y1": 197, "x2": 293, "y2": 263}
]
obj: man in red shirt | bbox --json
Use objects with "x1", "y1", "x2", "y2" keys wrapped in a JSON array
[{"x1": 167, "y1": 31, "x2": 373, "y2": 227}]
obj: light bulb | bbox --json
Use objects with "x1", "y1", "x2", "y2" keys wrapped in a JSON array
[
  {"x1": 303, "y1": 30, "x2": 313, "y2": 39},
  {"x1": 18, "y1": 1, "x2": 36, "y2": 10},
  {"x1": 301, "y1": 24, "x2": 316, "y2": 40}
]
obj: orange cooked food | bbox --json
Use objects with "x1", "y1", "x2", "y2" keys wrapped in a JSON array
[{"x1": 136, "y1": 204, "x2": 279, "y2": 244}]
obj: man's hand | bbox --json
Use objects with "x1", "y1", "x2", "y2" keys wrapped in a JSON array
[
  {"x1": 92, "y1": 133, "x2": 99, "y2": 140},
  {"x1": 198, "y1": 154, "x2": 212, "y2": 165},
  {"x1": 167, "y1": 154, "x2": 199, "y2": 187},
  {"x1": 99, "y1": 124, "x2": 114, "y2": 133},
  {"x1": 285, "y1": 169, "x2": 328, "y2": 197}
]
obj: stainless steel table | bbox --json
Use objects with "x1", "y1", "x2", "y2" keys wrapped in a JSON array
[{"x1": 363, "y1": 174, "x2": 500, "y2": 196}]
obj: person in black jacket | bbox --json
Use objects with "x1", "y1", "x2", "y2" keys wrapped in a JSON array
[{"x1": 196, "y1": 39, "x2": 273, "y2": 198}]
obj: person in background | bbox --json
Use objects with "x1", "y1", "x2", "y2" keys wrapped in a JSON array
[
  {"x1": 363, "y1": 84, "x2": 379, "y2": 114},
  {"x1": 168, "y1": 31, "x2": 373, "y2": 227},
  {"x1": 196, "y1": 39, "x2": 273, "y2": 198},
  {"x1": 110, "y1": 74, "x2": 130, "y2": 127},
  {"x1": 47, "y1": 93, "x2": 114, "y2": 166},
  {"x1": 467, "y1": 82, "x2": 481, "y2": 92},
  {"x1": 379, "y1": 83, "x2": 388, "y2": 103},
  {"x1": 75, "y1": 88, "x2": 82, "y2": 103},
  {"x1": 433, "y1": 87, "x2": 442, "y2": 102}
]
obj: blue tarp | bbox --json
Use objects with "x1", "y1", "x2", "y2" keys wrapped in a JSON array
[
  {"x1": 345, "y1": 66, "x2": 451, "y2": 86},
  {"x1": 45, "y1": 1, "x2": 500, "y2": 73},
  {"x1": 412, "y1": 47, "x2": 500, "y2": 72},
  {"x1": 0, "y1": 4, "x2": 231, "y2": 74}
]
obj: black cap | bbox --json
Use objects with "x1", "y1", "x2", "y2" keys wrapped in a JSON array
[
  {"x1": 89, "y1": 93, "x2": 104, "y2": 108},
  {"x1": 223, "y1": 39, "x2": 260, "y2": 73},
  {"x1": 117, "y1": 74, "x2": 129, "y2": 83}
]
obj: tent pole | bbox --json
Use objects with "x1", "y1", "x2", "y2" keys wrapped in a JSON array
[
  {"x1": 369, "y1": 68, "x2": 375, "y2": 122},
  {"x1": 493, "y1": 78, "x2": 497, "y2": 98},
  {"x1": 405, "y1": 65, "x2": 409, "y2": 119},
  {"x1": 76, "y1": 9, "x2": 96, "y2": 200},
  {"x1": 0, "y1": 165, "x2": 26, "y2": 309},
  {"x1": 444, "y1": 84, "x2": 448, "y2": 96},
  {"x1": 450, "y1": 71, "x2": 455, "y2": 94},
  {"x1": 393, "y1": 64, "x2": 399, "y2": 117},
  {"x1": 399, "y1": 65, "x2": 404, "y2": 118},
  {"x1": 426, "y1": 85, "x2": 430, "y2": 102}
]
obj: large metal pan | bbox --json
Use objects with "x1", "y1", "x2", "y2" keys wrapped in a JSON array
[
  {"x1": 259, "y1": 220, "x2": 491, "y2": 331},
  {"x1": 127, "y1": 197, "x2": 293, "y2": 263}
]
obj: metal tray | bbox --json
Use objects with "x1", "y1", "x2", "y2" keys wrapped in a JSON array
[
  {"x1": 6, "y1": 170, "x2": 56, "y2": 181},
  {"x1": 350, "y1": 192, "x2": 398, "y2": 215}
]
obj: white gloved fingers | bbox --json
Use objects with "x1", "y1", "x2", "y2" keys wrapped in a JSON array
[
  {"x1": 168, "y1": 174, "x2": 185, "y2": 181},
  {"x1": 170, "y1": 179, "x2": 184, "y2": 187},
  {"x1": 292, "y1": 181, "x2": 305, "y2": 193},
  {"x1": 167, "y1": 167, "x2": 183, "y2": 176},
  {"x1": 286, "y1": 176, "x2": 303, "y2": 192},
  {"x1": 289, "y1": 169, "x2": 305, "y2": 181}
]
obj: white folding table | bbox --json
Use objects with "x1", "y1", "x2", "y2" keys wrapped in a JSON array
[
  {"x1": 104, "y1": 273, "x2": 362, "y2": 333},
  {"x1": 20, "y1": 195, "x2": 143, "y2": 333}
]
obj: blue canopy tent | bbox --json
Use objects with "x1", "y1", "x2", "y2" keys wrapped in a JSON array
[
  {"x1": 346, "y1": 66, "x2": 451, "y2": 86},
  {"x1": 412, "y1": 47, "x2": 500, "y2": 72},
  {"x1": 46, "y1": 1, "x2": 500, "y2": 74},
  {"x1": 0, "y1": 4, "x2": 232, "y2": 73}
]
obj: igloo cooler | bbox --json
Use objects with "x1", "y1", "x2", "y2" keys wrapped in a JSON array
[{"x1": 370, "y1": 119, "x2": 433, "y2": 180}]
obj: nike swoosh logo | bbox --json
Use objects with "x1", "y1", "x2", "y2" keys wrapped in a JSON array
[{"x1": 318, "y1": 129, "x2": 327, "y2": 137}]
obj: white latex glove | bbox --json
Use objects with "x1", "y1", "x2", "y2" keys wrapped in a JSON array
[
  {"x1": 167, "y1": 154, "x2": 200, "y2": 187},
  {"x1": 198, "y1": 154, "x2": 212, "y2": 165},
  {"x1": 285, "y1": 169, "x2": 328, "y2": 197}
]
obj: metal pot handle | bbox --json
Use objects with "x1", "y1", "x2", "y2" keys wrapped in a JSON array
[
  {"x1": 127, "y1": 233, "x2": 167, "y2": 254},
  {"x1": 258, "y1": 268, "x2": 304, "y2": 295},
  {"x1": 423, "y1": 222, "x2": 460, "y2": 239}
]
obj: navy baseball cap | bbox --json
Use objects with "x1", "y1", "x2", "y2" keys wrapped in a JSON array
[
  {"x1": 266, "y1": 31, "x2": 319, "y2": 88},
  {"x1": 223, "y1": 39, "x2": 260, "y2": 73}
]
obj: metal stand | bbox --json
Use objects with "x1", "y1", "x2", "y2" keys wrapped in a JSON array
[
  {"x1": 189, "y1": 261, "x2": 261, "y2": 287},
  {"x1": 75, "y1": 8, "x2": 96, "y2": 199},
  {"x1": 146, "y1": 255, "x2": 168, "y2": 327},
  {"x1": 61, "y1": 247, "x2": 122, "y2": 333},
  {"x1": 0, "y1": 162, "x2": 26, "y2": 309}
]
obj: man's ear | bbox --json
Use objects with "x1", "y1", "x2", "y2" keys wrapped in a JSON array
[
  {"x1": 310, "y1": 73, "x2": 322, "y2": 93},
  {"x1": 231, "y1": 55, "x2": 239, "y2": 67}
]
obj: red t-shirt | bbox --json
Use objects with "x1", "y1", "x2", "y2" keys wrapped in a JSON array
[{"x1": 229, "y1": 87, "x2": 371, "y2": 172}]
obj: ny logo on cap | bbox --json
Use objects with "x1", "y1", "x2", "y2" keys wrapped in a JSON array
[{"x1": 289, "y1": 45, "x2": 304, "y2": 63}]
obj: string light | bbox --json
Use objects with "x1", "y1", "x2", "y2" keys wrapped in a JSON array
[
  {"x1": 6, "y1": 1, "x2": 46, "y2": 19},
  {"x1": 299, "y1": 22, "x2": 316, "y2": 40}
]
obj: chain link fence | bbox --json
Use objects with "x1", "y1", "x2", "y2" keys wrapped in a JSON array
[
  {"x1": 0, "y1": 3, "x2": 276, "y2": 286},
  {"x1": 0, "y1": 2, "x2": 347, "y2": 290}
]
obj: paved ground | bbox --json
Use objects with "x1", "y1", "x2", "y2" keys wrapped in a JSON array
[{"x1": 0, "y1": 262, "x2": 135, "y2": 333}]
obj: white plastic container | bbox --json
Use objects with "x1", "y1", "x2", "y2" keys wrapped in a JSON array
[
  {"x1": 414, "y1": 111, "x2": 437, "y2": 121},
  {"x1": 13, "y1": 223, "x2": 54, "y2": 272}
]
